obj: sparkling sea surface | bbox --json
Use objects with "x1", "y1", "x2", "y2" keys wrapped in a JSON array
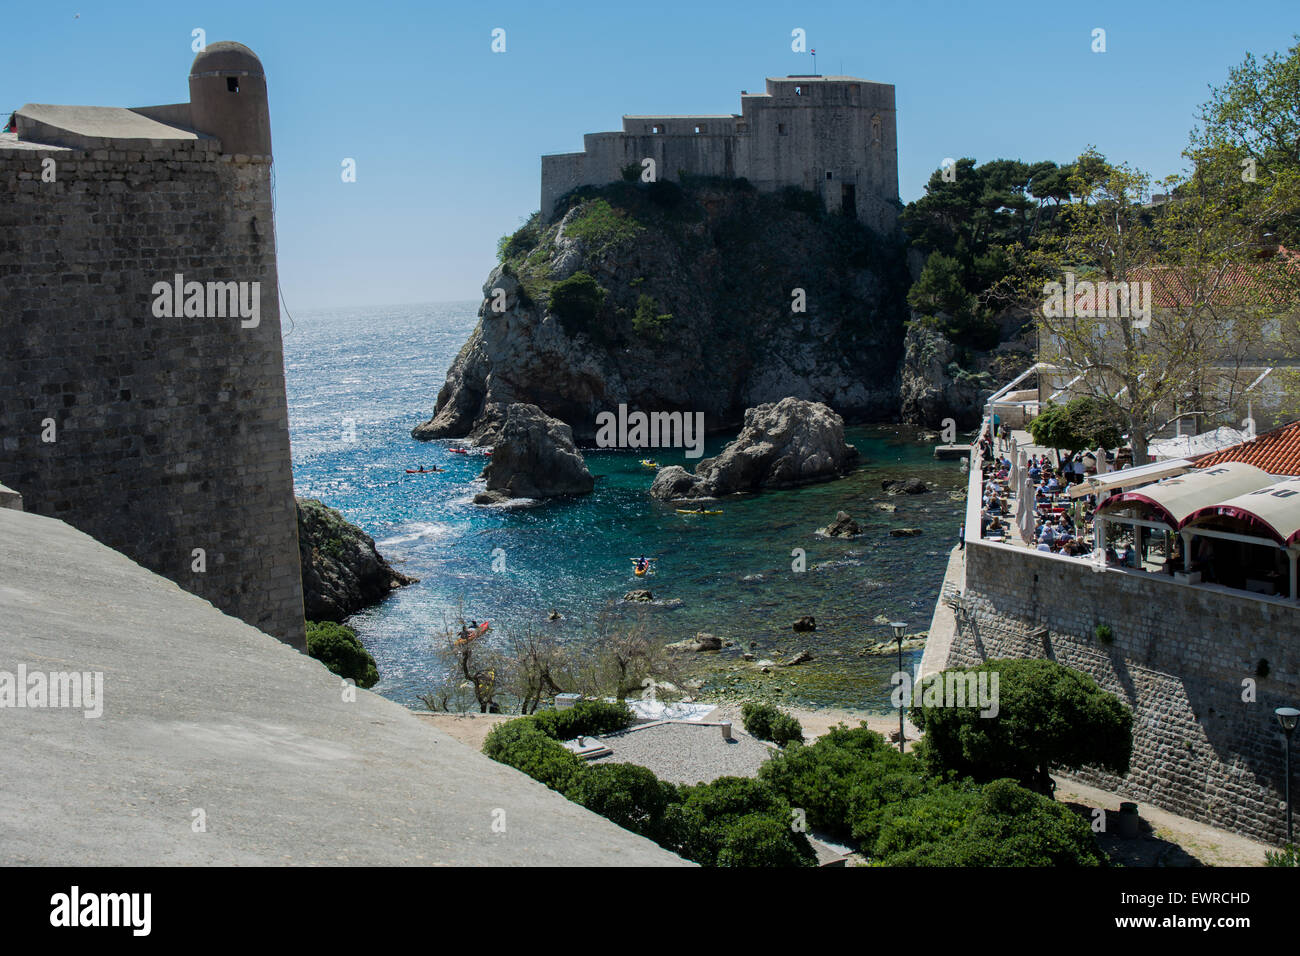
[{"x1": 284, "y1": 302, "x2": 964, "y2": 711}]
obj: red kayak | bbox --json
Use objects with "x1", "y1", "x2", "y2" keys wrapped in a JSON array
[
  {"x1": 449, "y1": 448, "x2": 469, "y2": 454},
  {"x1": 406, "y1": 468, "x2": 443, "y2": 474}
]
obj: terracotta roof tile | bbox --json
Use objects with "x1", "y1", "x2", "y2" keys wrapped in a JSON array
[{"x1": 1194, "y1": 419, "x2": 1300, "y2": 476}]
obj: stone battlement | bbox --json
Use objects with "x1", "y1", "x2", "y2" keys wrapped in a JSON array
[{"x1": 541, "y1": 75, "x2": 899, "y2": 235}]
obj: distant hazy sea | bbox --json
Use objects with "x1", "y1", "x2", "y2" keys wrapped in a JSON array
[{"x1": 284, "y1": 302, "x2": 963, "y2": 711}]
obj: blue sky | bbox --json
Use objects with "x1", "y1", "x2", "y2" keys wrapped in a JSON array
[{"x1": 3, "y1": 2, "x2": 1295, "y2": 308}]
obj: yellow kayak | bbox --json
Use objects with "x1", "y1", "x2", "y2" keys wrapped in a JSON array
[
  {"x1": 640, "y1": 459, "x2": 659, "y2": 469},
  {"x1": 676, "y1": 509, "x2": 723, "y2": 515}
]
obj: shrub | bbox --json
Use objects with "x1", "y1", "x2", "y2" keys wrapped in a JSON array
[
  {"x1": 663, "y1": 776, "x2": 815, "y2": 867},
  {"x1": 562, "y1": 199, "x2": 643, "y2": 253},
  {"x1": 482, "y1": 719, "x2": 583, "y2": 793},
  {"x1": 872, "y1": 778, "x2": 1108, "y2": 867},
  {"x1": 305, "y1": 621, "x2": 379, "y2": 689},
  {"x1": 631, "y1": 294, "x2": 673, "y2": 340},
  {"x1": 1095, "y1": 624, "x2": 1114, "y2": 644},
  {"x1": 715, "y1": 813, "x2": 815, "y2": 867},
  {"x1": 565, "y1": 763, "x2": 677, "y2": 841},
  {"x1": 530, "y1": 700, "x2": 635, "y2": 740},
  {"x1": 496, "y1": 212, "x2": 542, "y2": 262},
  {"x1": 759, "y1": 723, "x2": 922, "y2": 844},
  {"x1": 769, "y1": 712, "x2": 805, "y2": 747},
  {"x1": 741, "y1": 701, "x2": 777, "y2": 739},
  {"x1": 1266, "y1": 843, "x2": 1300, "y2": 866},
  {"x1": 548, "y1": 271, "x2": 606, "y2": 333},
  {"x1": 742, "y1": 703, "x2": 805, "y2": 746},
  {"x1": 914, "y1": 659, "x2": 1133, "y2": 795}
]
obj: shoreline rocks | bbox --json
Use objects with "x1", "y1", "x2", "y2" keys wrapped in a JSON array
[
  {"x1": 650, "y1": 397, "x2": 859, "y2": 501},
  {"x1": 297, "y1": 498, "x2": 417, "y2": 623}
]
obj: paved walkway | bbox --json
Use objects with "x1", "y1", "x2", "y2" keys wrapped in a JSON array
[
  {"x1": 0, "y1": 507, "x2": 687, "y2": 866},
  {"x1": 919, "y1": 545, "x2": 965, "y2": 680}
]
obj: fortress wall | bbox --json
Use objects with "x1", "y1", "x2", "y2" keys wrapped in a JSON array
[
  {"x1": 539, "y1": 77, "x2": 900, "y2": 232},
  {"x1": 540, "y1": 151, "x2": 588, "y2": 220},
  {"x1": 945, "y1": 539, "x2": 1300, "y2": 844},
  {"x1": 0, "y1": 142, "x2": 305, "y2": 648}
]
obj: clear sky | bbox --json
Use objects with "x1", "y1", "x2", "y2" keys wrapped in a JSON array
[{"x1": 3, "y1": 1, "x2": 1295, "y2": 308}]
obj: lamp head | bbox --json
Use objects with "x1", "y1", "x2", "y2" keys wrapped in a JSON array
[
  {"x1": 1277, "y1": 707, "x2": 1300, "y2": 734},
  {"x1": 890, "y1": 621, "x2": 906, "y2": 640}
]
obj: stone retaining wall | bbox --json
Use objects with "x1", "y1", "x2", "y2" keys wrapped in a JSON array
[{"x1": 947, "y1": 538, "x2": 1299, "y2": 843}]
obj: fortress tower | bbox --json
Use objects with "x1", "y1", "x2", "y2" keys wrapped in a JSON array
[
  {"x1": 0, "y1": 42, "x2": 306, "y2": 648},
  {"x1": 541, "y1": 75, "x2": 900, "y2": 234}
]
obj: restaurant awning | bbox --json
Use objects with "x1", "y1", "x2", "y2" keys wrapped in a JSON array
[
  {"x1": 1095, "y1": 463, "x2": 1273, "y2": 529},
  {"x1": 1183, "y1": 477, "x2": 1300, "y2": 546},
  {"x1": 1068, "y1": 457, "x2": 1195, "y2": 499}
]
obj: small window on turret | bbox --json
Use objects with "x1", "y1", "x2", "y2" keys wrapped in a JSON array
[
  {"x1": 651, "y1": 125, "x2": 663, "y2": 134},
  {"x1": 826, "y1": 171, "x2": 833, "y2": 180},
  {"x1": 693, "y1": 125, "x2": 704, "y2": 134},
  {"x1": 778, "y1": 123, "x2": 787, "y2": 135},
  {"x1": 795, "y1": 86, "x2": 802, "y2": 96},
  {"x1": 227, "y1": 77, "x2": 240, "y2": 93}
]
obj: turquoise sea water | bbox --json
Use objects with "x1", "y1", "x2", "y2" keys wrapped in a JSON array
[{"x1": 284, "y1": 302, "x2": 965, "y2": 712}]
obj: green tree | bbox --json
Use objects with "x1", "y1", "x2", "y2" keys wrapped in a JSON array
[
  {"x1": 912, "y1": 659, "x2": 1133, "y2": 796},
  {"x1": 1028, "y1": 398, "x2": 1123, "y2": 461},
  {"x1": 305, "y1": 621, "x2": 379, "y2": 689}
]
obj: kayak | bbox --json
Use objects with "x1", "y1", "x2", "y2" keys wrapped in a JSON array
[
  {"x1": 406, "y1": 468, "x2": 443, "y2": 474},
  {"x1": 453, "y1": 620, "x2": 491, "y2": 645},
  {"x1": 640, "y1": 459, "x2": 659, "y2": 468},
  {"x1": 676, "y1": 509, "x2": 723, "y2": 515},
  {"x1": 630, "y1": 558, "x2": 656, "y2": 577},
  {"x1": 449, "y1": 448, "x2": 470, "y2": 454}
]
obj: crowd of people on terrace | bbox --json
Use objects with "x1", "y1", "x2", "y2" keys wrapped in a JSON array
[{"x1": 974, "y1": 429, "x2": 1138, "y2": 563}]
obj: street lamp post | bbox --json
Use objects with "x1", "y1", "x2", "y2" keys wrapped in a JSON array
[
  {"x1": 891, "y1": 621, "x2": 907, "y2": 754},
  {"x1": 1277, "y1": 707, "x2": 1300, "y2": 845}
]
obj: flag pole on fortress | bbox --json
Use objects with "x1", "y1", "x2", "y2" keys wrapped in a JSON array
[{"x1": 811, "y1": 49, "x2": 818, "y2": 75}]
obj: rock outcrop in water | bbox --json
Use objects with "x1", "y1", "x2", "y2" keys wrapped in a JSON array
[
  {"x1": 297, "y1": 498, "x2": 417, "y2": 623},
  {"x1": 822, "y1": 511, "x2": 862, "y2": 537},
  {"x1": 412, "y1": 180, "x2": 907, "y2": 444},
  {"x1": 649, "y1": 397, "x2": 859, "y2": 500},
  {"x1": 473, "y1": 402, "x2": 594, "y2": 504}
]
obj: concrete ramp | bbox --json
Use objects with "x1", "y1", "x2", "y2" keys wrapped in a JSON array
[{"x1": 0, "y1": 507, "x2": 686, "y2": 866}]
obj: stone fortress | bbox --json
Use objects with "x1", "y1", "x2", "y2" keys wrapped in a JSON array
[
  {"x1": 541, "y1": 75, "x2": 899, "y2": 234},
  {"x1": 0, "y1": 42, "x2": 305, "y2": 648}
]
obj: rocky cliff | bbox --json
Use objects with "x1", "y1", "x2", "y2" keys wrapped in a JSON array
[
  {"x1": 297, "y1": 498, "x2": 417, "y2": 622},
  {"x1": 413, "y1": 179, "x2": 909, "y2": 444},
  {"x1": 898, "y1": 318, "x2": 1034, "y2": 430}
]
